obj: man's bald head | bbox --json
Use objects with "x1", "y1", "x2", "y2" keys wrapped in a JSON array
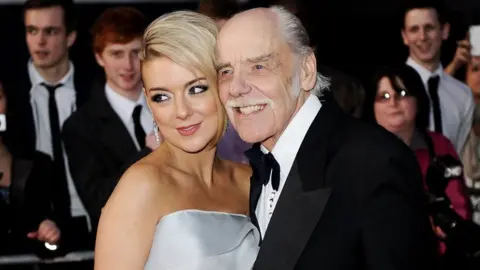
[{"x1": 219, "y1": 8, "x2": 280, "y2": 41}]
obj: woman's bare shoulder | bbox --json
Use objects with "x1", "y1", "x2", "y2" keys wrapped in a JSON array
[{"x1": 104, "y1": 156, "x2": 176, "y2": 211}]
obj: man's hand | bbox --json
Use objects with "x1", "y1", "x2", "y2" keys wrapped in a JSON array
[
  {"x1": 27, "y1": 219, "x2": 61, "y2": 245},
  {"x1": 145, "y1": 131, "x2": 162, "y2": 150}
]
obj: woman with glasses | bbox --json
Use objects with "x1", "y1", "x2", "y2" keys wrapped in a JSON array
[{"x1": 363, "y1": 65, "x2": 472, "y2": 256}]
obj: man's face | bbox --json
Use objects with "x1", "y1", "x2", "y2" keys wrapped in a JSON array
[
  {"x1": 25, "y1": 6, "x2": 75, "y2": 69},
  {"x1": 216, "y1": 11, "x2": 309, "y2": 150},
  {"x1": 95, "y1": 38, "x2": 142, "y2": 93},
  {"x1": 401, "y1": 8, "x2": 449, "y2": 67}
]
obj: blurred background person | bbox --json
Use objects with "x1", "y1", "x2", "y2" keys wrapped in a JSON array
[
  {"x1": 2, "y1": 0, "x2": 94, "y2": 254},
  {"x1": 62, "y1": 7, "x2": 155, "y2": 236},
  {"x1": 402, "y1": 0, "x2": 475, "y2": 156},
  {"x1": 444, "y1": 25, "x2": 480, "y2": 225},
  {"x1": 0, "y1": 77, "x2": 65, "y2": 257},
  {"x1": 363, "y1": 64, "x2": 473, "y2": 262}
]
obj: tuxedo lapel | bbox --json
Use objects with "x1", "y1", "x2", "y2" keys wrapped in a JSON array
[
  {"x1": 246, "y1": 143, "x2": 265, "y2": 240},
  {"x1": 253, "y1": 94, "x2": 343, "y2": 270},
  {"x1": 95, "y1": 89, "x2": 138, "y2": 162}
]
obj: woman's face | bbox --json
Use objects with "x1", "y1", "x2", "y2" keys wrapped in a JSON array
[
  {"x1": 374, "y1": 76, "x2": 417, "y2": 135},
  {"x1": 142, "y1": 57, "x2": 219, "y2": 153}
]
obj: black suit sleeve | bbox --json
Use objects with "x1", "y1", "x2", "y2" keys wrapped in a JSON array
[
  {"x1": 24, "y1": 152, "x2": 68, "y2": 232},
  {"x1": 62, "y1": 117, "x2": 152, "y2": 231},
  {"x1": 360, "y1": 146, "x2": 438, "y2": 269}
]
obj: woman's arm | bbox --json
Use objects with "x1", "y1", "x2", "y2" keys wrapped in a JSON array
[{"x1": 95, "y1": 164, "x2": 162, "y2": 270}]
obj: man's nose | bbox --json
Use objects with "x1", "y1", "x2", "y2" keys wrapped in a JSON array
[
  {"x1": 229, "y1": 71, "x2": 251, "y2": 97},
  {"x1": 37, "y1": 32, "x2": 47, "y2": 46},
  {"x1": 419, "y1": 29, "x2": 427, "y2": 41},
  {"x1": 122, "y1": 54, "x2": 135, "y2": 71}
]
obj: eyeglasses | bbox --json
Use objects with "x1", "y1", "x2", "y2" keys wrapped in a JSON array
[{"x1": 375, "y1": 90, "x2": 412, "y2": 102}]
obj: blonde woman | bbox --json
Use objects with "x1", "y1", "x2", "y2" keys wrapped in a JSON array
[{"x1": 94, "y1": 11, "x2": 260, "y2": 270}]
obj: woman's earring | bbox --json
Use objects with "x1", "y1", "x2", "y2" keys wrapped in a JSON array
[{"x1": 153, "y1": 119, "x2": 160, "y2": 146}]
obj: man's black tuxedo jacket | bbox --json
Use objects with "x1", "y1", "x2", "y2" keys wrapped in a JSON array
[
  {"x1": 3, "y1": 64, "x2": 92, "y2": 159},
  {"x1": 251, "y1": 94, "x2": 437, "y2": 270},
  {"x1": 62, "y1": 85, "x2": 151, "y2": 232},
  {"x1": 2, "y1": 64, "x2": 93, "y2": 227}
]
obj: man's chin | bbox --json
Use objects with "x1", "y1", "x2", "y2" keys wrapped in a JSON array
[
  {"x1": 236, "y1": 128, "x2": 270, "y2": 145},
  {"x1": 32, "y1": 59, "x2": 55, "y2": 69},
  {"x1": 414, "y1": 51, "x2": 438, "y2": 64}
]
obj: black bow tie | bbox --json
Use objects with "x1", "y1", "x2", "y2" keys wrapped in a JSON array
[{"x1": 245, "y1": 145, "x2": 281, "y2": 191}]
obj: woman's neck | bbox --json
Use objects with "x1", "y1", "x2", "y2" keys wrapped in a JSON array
[
  {"x1": 162, "y1": 142, "x2": 219, "y2": 188},
  {"x1": 395, "y1": 127, "x2": 415, "y2": 146}
]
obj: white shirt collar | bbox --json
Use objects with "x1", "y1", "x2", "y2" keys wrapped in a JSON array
[
  {"x1": 27, "y1": 59, "x2": 75, "y2": 90},
  {"x1": 104, "y1": 83, "x2": 146, "y2": 124},
  {"x1": 406, "y1": 57, "x2": 443, "y2": 84},
  {"x1": 261, "y1": 94, "x2": 322, "y2": 178}
]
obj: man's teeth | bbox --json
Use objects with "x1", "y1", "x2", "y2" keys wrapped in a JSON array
[{"x1": 237, "y1": 105, "x2": 264, "y2": 115}]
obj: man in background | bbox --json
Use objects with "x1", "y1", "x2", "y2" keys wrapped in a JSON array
[
  {"x1": 63, "y1": 7, "x2": 156, "y2": 234},
  {"x1": 5, "y1": 0, "x2": 93, "y2": 251}
]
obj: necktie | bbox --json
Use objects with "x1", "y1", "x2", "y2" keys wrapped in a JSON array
[
  {"x1": 428, "y1": 76, "x2": 442, "y2": 133},
  {"x1": 41, "y1": 82, "x2": 71, "y2": 218},
  {"x1": 132, "y1": 105, "x2": 146, "y2": 149}
]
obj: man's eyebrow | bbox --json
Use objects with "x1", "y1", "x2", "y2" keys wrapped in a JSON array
[
  {"x1": 215, "y1": 53, "x2": 278, "y2": 71},
  {"x1": 215, "y1": 62, "x2": 231, "y2": 72},
  {"x1": 246, "y1": 53, "x2": 276, "y2": 63}
]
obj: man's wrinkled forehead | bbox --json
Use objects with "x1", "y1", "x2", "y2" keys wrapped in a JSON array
[{"x1": 216, "y1": 9, "x2": 286, "y2": 64}]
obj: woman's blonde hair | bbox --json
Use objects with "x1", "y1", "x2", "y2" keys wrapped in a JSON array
[{"x1": 140, "y1": 10, "x2": 226, "y2": 146}]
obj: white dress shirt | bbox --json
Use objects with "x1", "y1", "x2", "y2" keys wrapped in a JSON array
[
  {"x1": 407, "y1": 58, "x2": 475, "y2": 154},
  {"x1": 28, "y1": 60, "x2": 89, "y2": 222},
  {"x1": 104, "y1": 83, "x2": 153, "y2": 150},
  {"x1": 256, "y1": 94, "x2": 322, "y2": 237}
]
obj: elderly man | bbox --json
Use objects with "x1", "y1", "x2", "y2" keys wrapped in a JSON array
[{"x1": 216, "y1": 6, "x2": 437, "y2": 270}]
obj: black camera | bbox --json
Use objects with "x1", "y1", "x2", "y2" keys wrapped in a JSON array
[{"x1": 425, "y1": 154, "x2": 480, "y2": 267}]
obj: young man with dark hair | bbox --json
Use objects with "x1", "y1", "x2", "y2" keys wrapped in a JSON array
[
  {"x1": 4, "y1": 0, "x2": 94, "y2": 252},
  {"x1": 402, "y1": 0, "x2": 475, "y2": 155},
  {"x1": 62, "y1": 7, "x2": 156, "y2": 233}
]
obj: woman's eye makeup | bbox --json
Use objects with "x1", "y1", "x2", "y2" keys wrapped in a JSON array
[
  {"x1": 189, "y1": 85, "x2": 208, "y2": 95},
  {"x1": 149, "y1": 83, "x2": 209, "y2": 103},
  {"x1": 151, "y1": 93, "x2": 170, "y2": 103}
]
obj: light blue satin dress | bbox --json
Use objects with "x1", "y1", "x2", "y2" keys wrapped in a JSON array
[{"x1": 144, "y1": 209, "x2": 260, "y2": 270}]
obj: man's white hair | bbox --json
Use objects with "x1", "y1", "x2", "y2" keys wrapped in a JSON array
[{"x1": 269, "y1": 5, "x2": 330, "y2": 96}]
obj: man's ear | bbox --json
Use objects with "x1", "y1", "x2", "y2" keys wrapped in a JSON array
[
  {"x1": 300, "y1": 51, "x2": 317, "y2": 92},
  {"x1": 401, "y1": 28, "x2": 409, "y2": 46},
  {"x1": 441, "y1": 23, "x2": 450, "y2": 40},
  {"x1": 66, "y1": 30, "x2": 77, "y2": 48},
  {"x1": 95, "y1": 52, "x2": 105, "y2": 67}
]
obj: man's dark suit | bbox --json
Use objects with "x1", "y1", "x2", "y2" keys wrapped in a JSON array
[
  {"x1": 4, "y1": 65, "x2": 92, "y2": 159},
  {"x1": 249, "y1": 94, "x2": 437, "y2": 270},
  {"x1": 62, "y1": 85, "x2": 151, "y2": 232},
  {"x1": 2, "y1": 64, "x2": 92, "y2": 237}
]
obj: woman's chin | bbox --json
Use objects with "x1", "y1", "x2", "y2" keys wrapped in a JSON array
[{"x1": 385, "y1": 121, "x2": 410, "y2": 134}]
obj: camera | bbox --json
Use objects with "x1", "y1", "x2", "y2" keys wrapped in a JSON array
[{"x1": 425, "y1": 154, "x2": 480, "y2": 268}]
